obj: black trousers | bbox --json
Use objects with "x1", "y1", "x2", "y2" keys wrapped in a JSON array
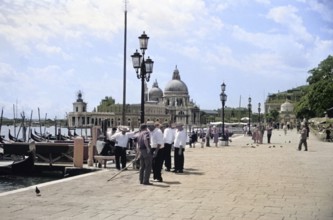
[
  {"x1": 152, "y1": 148, "x2": 164, "y2": 180},
  {"x1": 267, "y1": 134, "x2": 272, "y2": 144},
  {"x1": 163, "y1": 143, "x2": 172, "y2": 170},
  {"x1": 115, "y1": 146, "x2": 127, "y2": 170},
  {"x1": 174, "y1": 148, "x2": 184, "y2": 171},
  {"x1": 298, "y1": 139, "x2": 308, "y2": 151}
]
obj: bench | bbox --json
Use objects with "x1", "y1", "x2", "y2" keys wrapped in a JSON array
[{"x1": 94, "y1": 155, "x2": 115, "y2": 168}]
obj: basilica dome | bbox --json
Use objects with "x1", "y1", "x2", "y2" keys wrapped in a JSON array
[
  {"x1": 149, "y1": 80, "x2": 163, "y2": 101},
  {"x1": 280, "y1": 99, "x2": 294, "y2": 112},
  {"x1": 164, "y1": 67, "x2": 188, "y2": 94}
]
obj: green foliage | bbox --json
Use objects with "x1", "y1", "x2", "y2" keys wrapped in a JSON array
[
  {"x1": 97, "y1": 96, "x2": 115, "y2": 112},
  {"x1": 265, "y1": 109, "x2": 279, "y2": 122},
  {"x1": 295, "y1": 55, "x2": 333, "y2": 118},
  {"x1": 307, "y1": 55, "x2": 333, "y2": 85},
  {"x1": 308, "y1": 80, "x2": 333, "y2": 116}
]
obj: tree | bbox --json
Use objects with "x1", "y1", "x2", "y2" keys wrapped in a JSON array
[
  {"x1": 307, "y1": 55, "x2": 333, "y2": 85},
  {"x1": 295, "y1": 55, "x2": 333, "y2": 118},
  {"x1": 266, "y1": 109, "x2": 279, "y2": 122},
  {"x1": 307, "y1": 80, "x2": 333, "y2": 116},
  {"x1": 97, "y1": 96, "x2": 116, "y2": 112}
]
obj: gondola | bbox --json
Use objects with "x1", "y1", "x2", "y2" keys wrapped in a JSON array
[
  {"x1": 30, "y1": 130, "x2": 45, "y2": 142},
  {"x1": 34, "y1": 129, "x2": 68, "y2": 141},
  {"x1": 0, "y1": 151, "x2": 35, "y2": 175},
  {"x1": 8, "y1": 129, "x2": 24, "y2": 142},
  {"x1": 0, "y1": 135, "x2": 9, "y2": 143}
]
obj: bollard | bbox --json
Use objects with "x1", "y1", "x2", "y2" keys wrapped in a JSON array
[
  {"x1": 87, "y1": 126, "x2": 100, "y2": 167},
  {"x1": 87, "y1": 141, "x2": 94, "y2": 167},
  {"x1": 74, "y1": 137, "x2": 84, "y2": 168}
]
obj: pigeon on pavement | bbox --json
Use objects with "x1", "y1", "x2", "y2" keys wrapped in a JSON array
[{"x1": 35, "y1": 186, "x2": 41, "y2": 196}]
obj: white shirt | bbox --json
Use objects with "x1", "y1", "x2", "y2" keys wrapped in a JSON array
[
  {"x1": 96, "y1": 140, "x2": 105, "y2": 154},
  {"x1": 150, "y1": 128, "x2": 164, "y2": 148},
  {"x1": 174, "y1": 129, "x2": 187, "y2": 148},
  {"x1": 163, "y1": 127, "x2": 175, "y2": 144},
  {"x1": 110, "y1": 132, "x2": 134, "y2": 148}
]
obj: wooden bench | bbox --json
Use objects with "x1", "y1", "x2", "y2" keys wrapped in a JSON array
[{"x1": 94, "y1": 155, "x2": 115, "y2": 168}]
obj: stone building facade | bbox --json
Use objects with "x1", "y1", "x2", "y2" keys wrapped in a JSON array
[{"x1": 67, "y1": 66, "x2": 200, "y2": 130}]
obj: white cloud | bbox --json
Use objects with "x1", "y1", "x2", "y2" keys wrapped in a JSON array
[
  {"x1": 308, "y1": 0, "x2": 333, "y2": 23},
  {"x1": 266, "y1": 5, "x2": 313, "y2": 42},
  {"x1": 0, "y1": 0, "x2": 332, "y2": 118}
]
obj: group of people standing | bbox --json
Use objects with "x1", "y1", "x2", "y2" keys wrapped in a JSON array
[
  {"x1": 243, "y1": 121, "x2": 310, "y2": 151},
  {"x1": 96, "y1": 122, "x2": 187, "y2": 185},
  {"x1": 250, "y1": 124, "x2": 274, "y2": 144},
  {"x1": 135, "y1": 121, "x2": 187, "y2": 185}
]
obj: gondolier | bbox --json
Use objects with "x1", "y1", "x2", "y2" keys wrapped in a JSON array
[
  {"x1": 109, "y1": 126, "x2": 134, "y2": 170},
  {"x1": 136, "y1": 123, "x2": 153, "y2": 185}
]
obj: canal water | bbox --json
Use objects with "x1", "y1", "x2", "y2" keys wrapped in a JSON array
[
  {"x1": 0, "y1": 175, "x2": 60, "y2": 193},
  {"x1": 0, "y1": 125, "x2": 89, "y2": 193}
]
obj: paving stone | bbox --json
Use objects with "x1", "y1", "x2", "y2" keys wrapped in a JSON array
[{"x1": 0, "y1": 129, "x2": 332, "y2": 220}]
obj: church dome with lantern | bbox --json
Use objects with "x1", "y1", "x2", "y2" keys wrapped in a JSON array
[
  {"x1": 164, "y1": 66, "x2": 188, "y2": 95},
  {"x1": 280, "y1": 99, "x2": 294, "y2": 112},
  {"x1": 149, "y1": 80, "x2": 163, "y2": 102}
]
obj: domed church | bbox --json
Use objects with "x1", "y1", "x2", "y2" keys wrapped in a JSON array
[
  {"x1": 148, "y1": 80, "x2": 163, "y2": 102},
  {"x1": 279, "y1": 99, "x2": 296, "y2": 127},
  {"x1": 161, "y1": 66, "x2": 200, "y2": 126},
  {"x1": 67, "y1": 66, "x2": 201, "y2": 129}
]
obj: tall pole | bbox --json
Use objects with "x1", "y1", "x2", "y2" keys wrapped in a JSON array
[
  {"x1": 248, "y1": 97, "x2": 252, "y2": 135},
  {"x1": 122, "y1": 1, "x2": 127, "y2": 126},
  {"x1": 140, "y1": 63, "x2": 145, "y2": 124},
  {"x1": 222, "y1": 101, "x2": 225, "y2": 139},
  {"x1": 220, "y1": 83, "x2": 227, "y2": 140},
  {"x1": 258, "y1": 102, "x2": 261, "y2": 124}
]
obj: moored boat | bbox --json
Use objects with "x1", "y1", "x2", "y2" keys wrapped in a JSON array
[
  {"x1": 0, "y1": 151, "x2": 35, "y2": 175},
  {"x1": 8, "y1": 129, "x2": 24, "y2": 142}
]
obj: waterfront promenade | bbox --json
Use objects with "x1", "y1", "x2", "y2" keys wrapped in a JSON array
[{"x1": 0, "y1": 129, "x2": 332, "y2": 220}]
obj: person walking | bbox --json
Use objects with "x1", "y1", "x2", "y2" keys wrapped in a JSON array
[
  {"x1": 212, "y1": 126, "x2": 219, "y2": 147},
  {"x1": 173, "y1": 122, "x2": 187, "y2": 173},
  {"x1": 147, "y1": 121, "x2": 164, "y2": 182},
  {"x1": 266, "y1": 123, "x2": 273, "y2": 144},
  {"x1": 283, "y1": 124, "x2": 287, "y2": 135},
  {"x1": 189, "y1": 131, "x2": 198, "y2": 148},
  {"x1": 205, "y1": 125, "x2": 211, "y2": 147},
  {"x1": 109, "y1": 126, "x2": 133, "y2": 170},
  {"x1": 298, "y1": 124, "x2": 308, "y2": 151},
  {"x1": 136, "y1": 124, "x2": 153, "y2": 185},
  {"x1": 163, "y1": 123, "x2": 175, "y2": 171}
]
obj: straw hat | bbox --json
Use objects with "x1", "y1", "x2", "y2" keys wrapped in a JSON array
[
  {"x1": 119, "y1": 126, "x2": 130, "y2": 132},
  {"x1": 146, "y1": 121, "x2": 155, "y2": 126}
]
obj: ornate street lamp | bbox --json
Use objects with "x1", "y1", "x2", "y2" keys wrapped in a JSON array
[
  {"x1": 131, "y1": 31, "x2": 154, "y2": 124},
  {"x1": 220, "y1": 83, "x2": 227, "y2": 140},
  {"x1": 248, "y1": 97, "x2": 252, "y2": 135},
  {"x1": 258, "y1": 102, "x2": 261, "y2": 124}
]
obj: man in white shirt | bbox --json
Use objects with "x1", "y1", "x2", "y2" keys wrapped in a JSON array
[
  {"x1": 147, "y1": 121, "x2": 164, "y2": 182},
  {"x1": 109, "y1": 126, "x2": 134, "y2": 170},
  {"x1": 163, "y1": 123, "x2": 175, "y2": 171},
  {"x1": 173, "y1": 122, "x2": 187, "y2": 173}
]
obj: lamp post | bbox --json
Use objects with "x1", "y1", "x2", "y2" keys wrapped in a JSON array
[
  {"x1": 258, "y1": 102, "x2": 261, "y2": 124},
  {"x1": 220, "y1": 83, "x2": 227, "y2": 140},
  {"x1": 131, "y1": 31, "x2": 154, "y2": 124},
  {"x1": 247, "y1": 97, "x2": 252, "y2": 135}
]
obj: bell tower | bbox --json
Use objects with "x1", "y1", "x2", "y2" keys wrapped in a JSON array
[{"x1": 73, "y1": 90, "x2": 87, "y2": 113}]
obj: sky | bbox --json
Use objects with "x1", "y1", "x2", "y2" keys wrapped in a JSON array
[{"x1": 0, "y1": 0, "x2": 332, "y2": 120}]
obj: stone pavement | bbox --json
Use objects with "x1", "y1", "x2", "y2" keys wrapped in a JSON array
[{"x1": 0, "y1": 129, "x2": 332, "y2": 220}]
